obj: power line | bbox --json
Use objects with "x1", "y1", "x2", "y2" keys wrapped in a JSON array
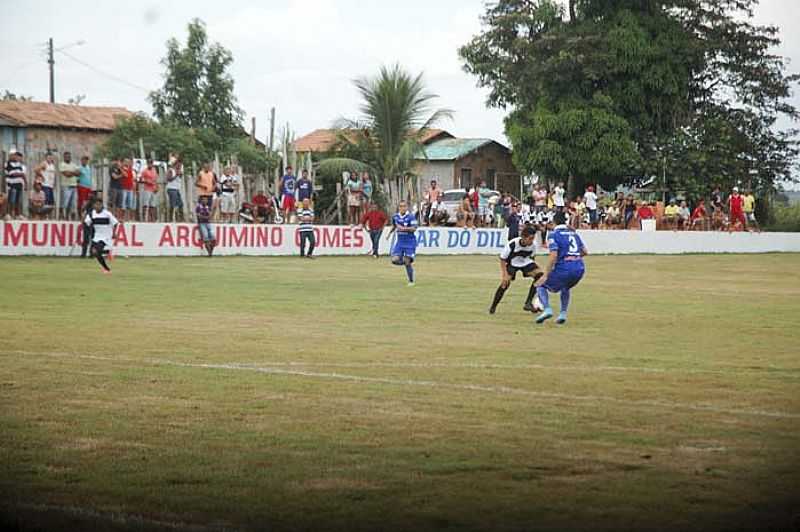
[{"x1": 56, "y1": 49, "x2": 154, "y2": 94}]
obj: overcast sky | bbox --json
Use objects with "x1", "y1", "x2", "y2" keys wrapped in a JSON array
[{"x1": 1, "y1": 0, "x2": 798, "y2": 146}]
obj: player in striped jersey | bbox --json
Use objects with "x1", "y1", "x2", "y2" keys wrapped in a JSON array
[
  {"x1": 84, "y1": 197, "x2": 120, "y2": 274},
  {"x1": 298, "y1": 198, "x2": 315, "y2": 259},
  {"x1": 489, "y1": 225, "x2": 544, "y2": 314}
]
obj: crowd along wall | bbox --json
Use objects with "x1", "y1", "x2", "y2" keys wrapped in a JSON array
[{"x1": 1, "y1": 221, "x2": 800, "y2": 257}]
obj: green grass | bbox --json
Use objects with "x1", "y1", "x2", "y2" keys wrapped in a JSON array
[{"x1": 1, "y1": 254, "x2": 799, "y2": 532}]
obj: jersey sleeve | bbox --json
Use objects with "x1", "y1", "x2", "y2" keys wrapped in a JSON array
[
  {"x1": 547, "y1": 234, "x2": 559, "y2": 252},
  {"x1": 84, "y1": 213, "x2": 93, "y2": 226},
  {"x1": 109, "y1": 212, "x2": 119, "y2": 226},
  {"x1": 500, "y1": 241, "x2": 513, "y2": 261}
]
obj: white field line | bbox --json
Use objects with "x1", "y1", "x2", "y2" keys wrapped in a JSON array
[
  {"x1": 11, "y1": 351, "x2": 800, "y2": 420},
  {"x1": 6, "y1": 349, "x2": 800, "y2": 377}
]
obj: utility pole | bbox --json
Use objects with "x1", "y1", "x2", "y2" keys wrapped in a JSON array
[
  {"x1": 269, "y1": 107, "x2": 276, "y2": 152},
  {"x1": 48, "y1": 38, "x2": 55, "y2": 103}
]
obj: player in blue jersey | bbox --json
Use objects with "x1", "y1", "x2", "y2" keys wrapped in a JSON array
[
  {"x1": 535, "y1": 211, "x2": 588, "y2": 324},
  {"x1": 390, "y1": 200, "x2": 418, "y2": 286}
]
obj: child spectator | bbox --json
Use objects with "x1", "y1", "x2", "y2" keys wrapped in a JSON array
[
  {"x1": 298, "y1": 198, "x2": 315, "y2": 259},
  {"x1": 196, "y1": 196, "x2": 216, "y2": 257},
  {"x1": 29, "y1": 182, "x2": 51, "y2": 220}
]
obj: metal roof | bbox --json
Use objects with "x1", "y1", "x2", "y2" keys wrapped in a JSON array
[{"x1": 418, "y1": 138, "x2": 505, "y2": 161}]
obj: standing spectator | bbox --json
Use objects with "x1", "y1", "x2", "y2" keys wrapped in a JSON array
[
  {"x1": 195, "y1": 162, "x2": 216, "y2": 213},
  {"x1": 345, "y1": 171, "x2": 362, "y2": 225},
  {"x1": 361, "y1": 172, "x2": 373, "y2": 209},
  {"x1": 29, "y1": 181, "x2": 51, "y2": 220},
  {"x1": 690, "y1": 199, "x2": 708, "y2": 230},
  {"x1": 59, "y1": 151, "x2": 80, "y2": 220},
  {"x1": 623, "y1": 195, "x2": 637, "y2": 229},
  {"x1": 108, "y1": 158, "x2": 124, "y2": 220},
  {"x1": 77, "y1": 156, "x2": 93, "y2": 213},
  {"x1": 678, "y1": 200, "x2": 691, "y2": 230},
  {"x1": 120, "y1": 158, "x2": 136, "y2": 221},
  {"x1": 298, "y1": 198, "x2": 315, "y2": 259},
  {"x1": 4, "y1": 151, "x2": 26, "y2": 219},
  {"x1": 710, "y1": 186, "x2": 723, "y2": 214},
  {"x1": 251, "y1": 190, "x2": 273, "y2": 223},
  {"x1": 219, "y1": 166, "x2": 240, "y2": 223},
  {"x1": 279, "y1": 166, "x2": 297, "y2": 222},
  {"x1": 424, "y1": 180, "x2": 442, "y2": 225},
  {"x1": 553, "y1": 182, "x2": 566, "y2": 212},
  {"x1": 360, "y1": 202, "x2": 388, "y2": 258},
  {"x1": 36, "y1": 153, "x2": 56, "y2": 210},
  {"x1": 663, "y1": 199, "x2": 680, "y2": 229},
  {"x1": 728, "y1": 187, "x2": 746, "y2": 232},
  {"x1": 297, "y1": 169, "x2": 314, "y2": 207},
  {"x1": 477, "y1": 180, "x2": 491, "y2": 227},
  {"x1": 637, "y1": 201, "x2": 655, "y2": 229},
  {"x1": 195, "y1": 195, "x2": 216, "y2": 257},
  {"x1": 584, "y1": 186, "x2": 599, "y2": 229},
  {"x1": 743, "y1": 189, "x2": 759, "y2": 231},
  {"x1": 80, "y1": 191, "x2": 96, "y2": 258},
  {"x1": 165, "y1": 156, "x2": 184, "y2": 222},
  {"x1": 533, "y1": 184, "x2": 548, "y2": 214},
  {"x1": 139, "y1": 159, "x2": 159, "y2": 222},
  {"x1": 506, "y1": 202, "x2": 523, "y2": 240}
]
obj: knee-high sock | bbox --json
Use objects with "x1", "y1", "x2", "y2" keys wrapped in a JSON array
[
  {"x1": 536, "y1": 286, "x2": 551, "y2": 311},
  {"x1": 94, "y1": 243, "x2": 110, "y2": 271},
  {"x1": 560, "y1": 289, "x2": 571, "y2": 313},
  {"x1": 525, "y1": 282, "x2": 537, "y2": 305},
  {"x1": 404, "y1": 263, "x2": 414, "y2": 282},
  {"x1": 492, "y1": 285, "x2": 508, "y2": 309}
]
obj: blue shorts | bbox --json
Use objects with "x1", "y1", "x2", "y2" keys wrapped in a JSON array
[
  {"x1": 543, "y1": 265, "x2": 585, "y2": 292},
  {"x1": 391, "y1": 240, "x2": 416, "y2": 261}
]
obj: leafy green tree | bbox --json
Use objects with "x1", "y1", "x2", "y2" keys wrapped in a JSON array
[
  {"x1": 460, "y1": 0, "x2": 798, "y2": 197},
  {"x1": 318, "y1": 64, "x2": 453, "y2": 204},
  {"x1": 149, "y1": 18, "x2": 243, "y2": 139}
]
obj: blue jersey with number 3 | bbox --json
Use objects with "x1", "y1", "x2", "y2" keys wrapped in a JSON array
[
  {"x1": 392, "y1": 212, "x2": 418, "y2": 246},
  {"x1": 548, "y1": 225, "x2": 584, "y2": 269}
]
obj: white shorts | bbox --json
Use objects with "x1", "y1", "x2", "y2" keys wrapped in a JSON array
[
  {"x1": 221, "y1": 194, "x2": 238, "y2": 214},
  {"x1": 140, "y1": 190, "x2": 159, "y2": 208},
  {"x1": 747, "y1": 212, "x2": 757, "y2": 223}
]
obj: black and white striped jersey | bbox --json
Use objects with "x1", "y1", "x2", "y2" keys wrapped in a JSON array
[
  {"x1": 84, "y1": 209, "x2": 119, "y2": 244},
  {"x1": 500, "y1": 237, "x2": 536, "y2": 268}
]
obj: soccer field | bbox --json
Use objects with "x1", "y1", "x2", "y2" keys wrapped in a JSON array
[{"x1": 1, "y1": 254, "x2": 799, "y2": 532}]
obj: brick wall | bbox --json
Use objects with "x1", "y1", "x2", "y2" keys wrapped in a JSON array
[{"x1": 453, "y1": 143, "x2": 519, "y2": 194}]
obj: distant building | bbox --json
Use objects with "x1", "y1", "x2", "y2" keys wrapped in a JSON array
[
  {"x1": 294, "y1": 128, "x2": 453, "y2": 155},
  {"x1": 0, "y1": 100, "x2": 133, "y2": 159},
  {"x1": 415, "y1": 137, "x2": 520, "y2": 194}
]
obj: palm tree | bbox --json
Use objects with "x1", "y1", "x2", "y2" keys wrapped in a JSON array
[{"x1": 319, "y1": 64, "x2": 452, "y2": 207}]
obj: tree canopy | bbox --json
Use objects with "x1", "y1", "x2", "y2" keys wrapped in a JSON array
[
  {"x1": 149, "y1": 18, "x2": 243, "y2": 139},
  {"x1": 460, "y1": 0, "x2": 799, "y2": 196}
]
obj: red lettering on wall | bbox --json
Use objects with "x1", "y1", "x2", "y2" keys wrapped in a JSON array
[
  {"x1": 51, "y1": 223, "x2": 66, "y2": 246},
  {"x1": 114, "y1": 225, "x2": 129, "y2": 246},
  {"x1": 353, "y1": 229, "x2": 364, "y2": 248},
  {"x1": 342, "y1": 228, "x2": 352, "y2": 247},
  {"x1": 255, "y1": 227, "x2": 268, "y2": 247},
  {"x1": 322, "y1": 227, "x2": 340, "y2": 247},
  {"x1": 230, "y1": 226, "x2": 248, "y2": 247},
  {"x1": 131, "y1": 225, "x2": 144, "y2": 247},
  {"x1": 176, "y1": 225, "x2": 190, "y2": 247},
  {"x1": 4, "y1": 223, "x2": 29, "y2": 247},
  {"x1": 192, "y1": 226, "x2": 203, "y2": 247},
  {"x1": 32, "y1": 224, "x2": 48, "y2": 246},
  {"x1": 158, "y1": 226, "x2": 174, "y2": 247},
  {"x1": 271, "y1": 227, "x2": 283, "y2": 246}
]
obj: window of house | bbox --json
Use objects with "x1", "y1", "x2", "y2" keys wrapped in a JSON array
[{"x1": 460, "y1": 168, "x2": 472, "y2": 188}]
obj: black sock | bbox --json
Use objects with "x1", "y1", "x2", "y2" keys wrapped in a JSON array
[
  {"x1": 525, "y1": 282, "x2": 537, "y2": 305},
  {"x1": 491, "y1": 285, "x2": 507, "y2": 310}
]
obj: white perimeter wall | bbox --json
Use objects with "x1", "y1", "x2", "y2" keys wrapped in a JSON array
[{"x1": 1, "y1": 221, "x2": 799, "y2": 257}]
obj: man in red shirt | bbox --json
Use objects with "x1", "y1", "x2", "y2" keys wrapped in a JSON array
[
  {"x1": 636, "y1": 201, "x2": 654, "y2": 229},
  {"x1": 251, "y1": 190, "x2": 273, "y2": 223},
  {"x1": 728, "y1": 187, "x2": 746, "y2": 232},
  {"x1": 690, "y1": 199, "x2": 707, "y2": 230},
  {"x1": 360, "y1": 202, "x2": 388, "y2": 258},
  {"x1": 120, "y1": 158, "x2": 136, "y2": 221}
]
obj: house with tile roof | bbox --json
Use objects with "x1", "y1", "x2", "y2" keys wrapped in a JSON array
[{"x1": 294, "y1": 128, "x2": 453, "y2": 154}]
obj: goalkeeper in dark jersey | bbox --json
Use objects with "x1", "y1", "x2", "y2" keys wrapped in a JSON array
[{"x1": 489, "y1": 225, "x2": 544, "y2": 314}]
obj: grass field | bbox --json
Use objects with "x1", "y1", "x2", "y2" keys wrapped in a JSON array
[{"x1": 1, "y1": 253, "x2": 799, "y2": 532}]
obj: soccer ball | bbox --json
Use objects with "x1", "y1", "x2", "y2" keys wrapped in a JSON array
[{"x1": 532, "y1": 295, "x2": 544, "y2": 312}]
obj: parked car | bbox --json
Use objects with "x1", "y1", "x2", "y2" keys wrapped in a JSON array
[{"x1": 438, "y1": 188, "x2": 501, "y2": 225}]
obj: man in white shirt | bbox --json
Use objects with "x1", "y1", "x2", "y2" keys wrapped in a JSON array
[
  {"x1": 165, "y1": 156, "x2": 184, "y2": 222},
  {"x1": 553, "y1": 182, "x2": 566, "y2": 211},
  {"x1": 584, "y1": 185, "x2": 599, "y2": 228},
  {"x1": 37, "y1": 153, "x2": 57, "y2": 208},
  {"x1": 490, "y1": 226, "x2": 544, "y2": 315},
  {"x1": 219, "y1": 166, "x2": 240, "y2": 223},
  {"x1": 84, "y1": 197, "x2": 120, "y2": 274}
]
